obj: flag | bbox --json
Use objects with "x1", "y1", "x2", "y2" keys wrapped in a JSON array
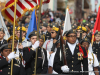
[
  {"x1": 63, "y1": 8, "x2": 71, "y2": 35},
  {"x1": 0, "y1": 12, "x2": 10, "y2": 40},
  {"x1": 1, "y1": 0, "x2": 40, "y2": 25},
  {"x1": 1, "y1": 0, "x2": 50, "y2": 25},
  {"x1": 43, "y1": 0, "x2": 50, "y2": 4},
  {"x1": 91, "y1": 6, "x2": 100, "y2": 44},
  {"x1": 26, "y1": 10, "x2": 37, "y2": 40}
]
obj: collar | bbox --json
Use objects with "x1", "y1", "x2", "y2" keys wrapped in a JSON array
[{"x1": 0, "y1": 39, "x2": 4, "y2": 44}]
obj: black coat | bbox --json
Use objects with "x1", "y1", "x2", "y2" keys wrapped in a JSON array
[
  {"x1": 53, "y1": 43, "x2": 88, "y2": 75},
  {"x1": 0, "y1": 57, "x2": 25, "y2": 75},
  {"x1": 92, "y1": 42, "x2": 100, "y2": 69},
  {"x1": 23, "y1": 46, "x2": 48, "y2": 75},
  {"x1": 0, "y1": 39, "x2": 7, "y2": 47},
  {"x1": 45, "y1": 31, "x2": 51, "y2": 40}
]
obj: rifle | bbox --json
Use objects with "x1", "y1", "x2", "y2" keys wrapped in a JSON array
[{"x1": 59, "y1": 25, "x2": 67, "y2": 65}]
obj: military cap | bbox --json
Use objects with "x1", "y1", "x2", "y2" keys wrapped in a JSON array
[
  {"x1": 90, "y1": 24, "x2": 94, "y2": 29},
  {"x1": 66, "y1": 29, "x2": 76, "y2": 36},
  {"x1": 77, "y1": 26, "x2": 87, "y2": 32},
  {"x1": 28, "y1": 31, "x2": 37, "y2": 38},
  {"x1": 72, "y1": 25, "x2": 77, "y2": 29},
  {"x1": 0, "y1": 28, "x2": 5, "y2": 33},
  {"x1": 39, "y1": 26, "x2": 42, "y2": 29},
  {"x1": 80, "y1": 37, "x2": 90, "y2": 44},
  {"x1": 39, "y1": 34, "x2": 45, "y2": 42},
  {"x1": 52, "y1": 27, "x2": 59, "y2": 32},
  {"x1": 0, "y1": 44, "x2": 12, "y2": 51},
  {"x1": 42, "y1": 23, "x2": 47, "y2": 27},
  {"x1": 7, "y1": 35, "x2": 19, "y2": 43},
  {"x1": 17, "y1": 27, "x2": 26, "y2": 32},
  {"x1": 47, "y1": 23, "x2": 52, "y2": 28},
  {"x1": 94, "y1": 30, "x2": 100, "y2": 35}
]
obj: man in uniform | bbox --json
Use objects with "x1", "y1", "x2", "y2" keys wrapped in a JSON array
[
  {"x1": 23, "y1": 31, "x2": 48, "y2": 75},
  {"x1": 0, "y1": 44, "x2": 25, "y2": 75},
  {"x1": 92, "y1": 30, "x2": 100, "y2": 74},
  {"x1": 81, "y1": 37, "x2": 99, "y2": 75},
  {"x1": 53, "y1": 29, "x2": 88, "y2": 75},
  {"x1": 45, "y1": 23, "x2": 52, "y2": 40},
  {"x1": 0, "y1": 28, "x2": 7, "y2": 47},
  {"x1": 17, "y1": 26, "x2": 31, "y2": 48}
]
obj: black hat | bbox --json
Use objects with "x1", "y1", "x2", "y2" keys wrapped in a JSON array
[
  {"x1": 94, "y1": 30, "x2": 100, "y2": 35},
  {"x1": 72, "y1": 25, "x2": 77, "y2": 29},
  {"x1": 28, "y1": 31, "x2": 37, "y2": 38},
  {"x1": 0, "y1": 28, "x2": 5, "y2": 33},
  {"x1": 80, "y1": 37, "x2": 90, "y2": 44},
  {"x1": 39, "y1": 34, "x2": 45, "y2": 42},
  {"x1": 0, "y1": 44, "x2": 12, "y2": 52},
  {"x1": 90, "y1": 24, "x2": 94, "y2": 29},
  {"x1": 47, "y1": 23, "x2": 52, "y2": 28},
  {"x1": 66, "y1": 29, "x2": 76, "y2": 36},
  {"x1": 42, "y1": 23, "x2": 47, "y2": 27}
]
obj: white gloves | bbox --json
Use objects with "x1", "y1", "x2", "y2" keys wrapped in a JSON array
[
  {"x1": 32, "y1": 41, "x2": 40, "y2": 50},
  {"x1": 7, "y1": 52, "x2": 19, "y2": 60},
  {"x1": 61, "y1": 65, "x2": 69, "y2": 73}
]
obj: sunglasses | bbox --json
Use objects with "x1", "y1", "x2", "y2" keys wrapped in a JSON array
[{"x1": 51, "y1": 32, "x2": 55, "y2": 34}]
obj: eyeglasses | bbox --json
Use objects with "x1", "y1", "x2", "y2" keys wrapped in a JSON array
[
  {"x1": 67, "y1": 35, "x2": 77, "y2": 38},
  {"x1": 51, "y1": 32, "x2": 55, "y2": 34}
]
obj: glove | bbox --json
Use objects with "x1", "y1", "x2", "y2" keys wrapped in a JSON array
[
  {"x1": 61, "y1": 65, "x2": 69, "y2": 73},
  {"x1": 7, "y1": 52, "x2": 15, "y2": 60},
  {"x1": 14, "y1": 52, "x2": 19, "y2": 58},
  {"x1": 32, "y1": 41, "x2": 39, "y2": 50}
]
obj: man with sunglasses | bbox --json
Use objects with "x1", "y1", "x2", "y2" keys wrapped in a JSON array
[
  {"x1": 76, "y1": 26, "x2": 88, "y2": 42},
  {"x1": 53, "y1": 29, "x2": 88, "y2": 75},
  {"x1": 43, "y1": 25, "x2": 59, "y2": 74}
]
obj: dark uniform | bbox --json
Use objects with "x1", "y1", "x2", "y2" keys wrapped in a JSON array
[
  {"x1": 92, "y1": 31, "x2": 100, "y2": 71},
  {"x1": 23, "y1": 46, "x2": 48, "y2": 75},
  {"x1": 0, "y1": 44, "x2": 25, "y2": 75},
  {"x1": 53, "y1": 29, "x2": 88, "y2": 75},
  {"x1": 23, "y1": 31, "x2": 48, "y2": 75},
  {"x1": 0, "y1": 39, "x2": 7, "y2": 47}
]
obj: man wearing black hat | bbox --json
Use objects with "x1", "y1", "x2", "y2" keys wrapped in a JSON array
[
  {"x1": 92, "y1": 30, "x2": 100, "y2": 74},
  {"x1": 0, "y1": 44, "x2": 25, "y2": 75},
  {"x1": 81, "y1": 37, "x2": 99, "y2": 75},
  {"x1": 23, "y1": 31, "x2": 48, "y2": 75},
  {"x1": 45, "y1": 23, "x2": 52, "y2": 40},
  {"x1": 0, "y1": 28, "x2": 7, "y2": 47},
  {"x1": 53, "y1": 29, "x2": 88, "y2": 75}
]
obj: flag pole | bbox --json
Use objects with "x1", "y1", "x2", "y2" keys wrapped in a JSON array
[
  {"x1": 34, "y1": 0, "x2": 42, "y2": 74},
  {"x1": 11, "y1": 0, "x2": 16, "y2": 75}
]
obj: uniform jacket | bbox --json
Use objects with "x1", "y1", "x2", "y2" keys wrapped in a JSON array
[
  {"x1": 0, "y1": 39, "x2": 7, "y2": 47},
  {"x1": 0, "y1": 56, "x2": 25, "y2": 75},
  {"x1": 23, "y1": 46, "x2": 48, "y2": 75},
  {"x1": 53, "y1": 43, "x2": 88, "y2": 75}
]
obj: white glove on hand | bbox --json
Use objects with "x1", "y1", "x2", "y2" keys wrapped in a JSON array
[
  {"x1": 61, "y1": 65, "x2": 69, "y2": 73},
  {"x1": 7, "y1": 52, "x2": 15, "y2": 60},
  {"x1": 14, "y1": 52, "x2": 19, "y2": 58},
  {"x1": 32, "y1": 41, "x2": 40, "y2": 50}
]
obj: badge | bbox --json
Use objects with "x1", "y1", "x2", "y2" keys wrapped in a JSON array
[{"x1": 77, "y1": 52, "x2": 83, "y2": 60}]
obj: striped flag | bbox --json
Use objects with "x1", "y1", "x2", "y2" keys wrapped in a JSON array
[{"x1": 1, "y1": 0, "x2": 41, "y2": 25}]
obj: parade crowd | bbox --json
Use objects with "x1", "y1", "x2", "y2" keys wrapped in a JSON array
[{"x1": 0, "y1": 9, "x2": 100, "y2": 75}]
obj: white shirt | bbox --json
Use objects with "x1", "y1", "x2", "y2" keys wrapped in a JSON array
[
  {"x1": 43, "y1": 39, "x2": 53, "y2": 52},
  {"x1": 67, "y1": 42, "x2": 77, "y2": 55},
  {"x1": 88, "y1": 51, "x2": 99, "y2": 75}
]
